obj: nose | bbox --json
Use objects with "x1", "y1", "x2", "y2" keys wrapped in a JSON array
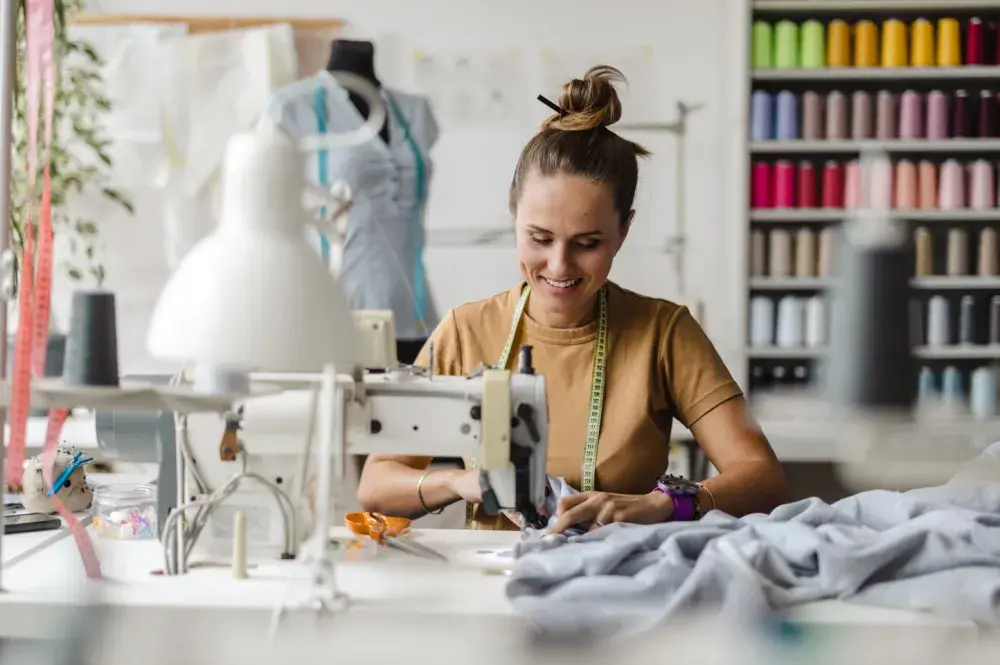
[{"x1": 547, "y1": 243, "x2": 573, "y2": 276}]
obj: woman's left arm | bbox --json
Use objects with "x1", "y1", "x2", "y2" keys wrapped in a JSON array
[
  {"x1": 548, "y1": 306, "x2": 787, "y2": 533},
  {"x1": 687, "y1": 395, "x2": 788, "y2": 518}
]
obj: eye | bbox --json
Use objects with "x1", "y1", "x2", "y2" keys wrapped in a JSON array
[
  {"x1": 530, "y1": 235, "x2": 551, "y2": 246},
  {"x1": 576, "y1": 240, "x2": 600, "y2": 251}
]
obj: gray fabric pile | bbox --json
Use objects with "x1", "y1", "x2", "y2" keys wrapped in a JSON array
[{"x1": 506, "y1": 443, "x2": 1000, "y2": 640}]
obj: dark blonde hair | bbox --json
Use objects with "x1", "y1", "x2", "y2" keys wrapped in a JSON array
[{"x1": 508, "y1": 65, "x2": 651, "y2": 224}]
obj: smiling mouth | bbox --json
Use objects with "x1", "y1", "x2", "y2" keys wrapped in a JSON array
[{"x1": 542, "y1": 277, "x2": 582, "y2": 289}]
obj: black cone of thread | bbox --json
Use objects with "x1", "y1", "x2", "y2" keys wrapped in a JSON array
[
  {"x1": 825, "y1": 222, "x2": 917, "y2": 410},
  {"x1": 63, "y1": 291, "x2": 120, "y2": 387}
]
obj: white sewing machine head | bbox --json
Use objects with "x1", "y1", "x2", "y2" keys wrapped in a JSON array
[{"x1": 95, "y1": 314, "x2": 549, "y2": 561}]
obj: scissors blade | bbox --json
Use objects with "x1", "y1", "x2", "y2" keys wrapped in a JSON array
[{"x1": 385, "y1": 537, "x2": 448, "y2": 563}]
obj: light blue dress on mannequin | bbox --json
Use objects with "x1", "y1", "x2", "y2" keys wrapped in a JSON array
[{"x1": 270, "y1": 76, "x2": 440, "y2": 342}]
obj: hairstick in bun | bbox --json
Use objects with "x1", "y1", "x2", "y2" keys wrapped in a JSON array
[{"x1": 536, "y1": 94, "x2": 568, "y2": 117}]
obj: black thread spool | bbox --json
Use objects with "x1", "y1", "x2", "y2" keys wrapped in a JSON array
[{"x1": 62, "y1": 291, "x2": 120, "y2": 387}]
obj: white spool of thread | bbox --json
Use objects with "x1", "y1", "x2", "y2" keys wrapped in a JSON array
[
  {"x1": 776, "y1": 296, "x2": 805, "y2": 347},
  {"x1": 926, "y1": 295, "x2": 950, "y2": 346},
  {"x1": 805, "y1": 296, "x2": 826, "y2": 347},
  {"x1": 749, "y1": 296, "x2": 775, "y2": 347}
]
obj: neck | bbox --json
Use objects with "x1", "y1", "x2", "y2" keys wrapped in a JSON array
[
  {"x1": 326, "y1": 40, "x2": 379, "y2": 86},
  {"x1": 526, "y1": 289, "x2": 600, "y2": 329}
]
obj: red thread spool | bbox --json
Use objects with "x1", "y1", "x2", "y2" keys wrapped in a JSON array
[
  {"x1": 752, "y1": 162, "x2": 774, "y2": 208},
  {"x1": 798, "y1": 161, "x2": 817, "y2": 208},
  {"x1": 821, "y1": 161, "x2": 845, "y2": 208}
]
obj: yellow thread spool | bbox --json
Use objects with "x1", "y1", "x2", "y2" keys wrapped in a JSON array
[
  {"x1": 827, "y1": 19, "x2": 850, "y2": 67},
  {"x1": 937, "y1": 18, "x2": 961, "y2": 66},
  {"x1": 881, "y1": 19, "x2": 908, "y2": 68},
  {"x1": 910, "y1": 18, "x2": 935, "y2": 67},
  {"x1": 853, "y1": 20, "x2": 878, "y2": 67}
]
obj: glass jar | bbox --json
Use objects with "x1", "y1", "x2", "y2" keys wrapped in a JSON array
[{"x1": 91, "y1": 483, "x2": 157, "y2": 540}]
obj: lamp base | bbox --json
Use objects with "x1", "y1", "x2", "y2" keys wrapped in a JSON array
[{"x1": 192, "y1": 364, "x2": 251, "y2": 395}]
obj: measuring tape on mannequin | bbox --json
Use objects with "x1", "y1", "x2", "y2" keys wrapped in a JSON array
[
  {"x1": 464, "y1": 285, "x2": 609, "y2": 529},
  {"x1": 6, "y1": 0, "x2": 101, "y2": 578}
]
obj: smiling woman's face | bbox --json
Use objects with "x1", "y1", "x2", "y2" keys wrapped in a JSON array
[{"x1": 514, "y1": 171, "x2": 632, "y2": 328}]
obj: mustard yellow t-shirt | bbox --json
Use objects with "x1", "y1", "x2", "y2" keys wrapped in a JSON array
[{"x1": 415, "y1": 282, "x2": 742, "y2": 529}]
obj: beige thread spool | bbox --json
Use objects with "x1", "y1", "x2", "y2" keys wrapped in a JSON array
[
  {"x1": 979, "y1": 227, "x2": 998, "y2": 276},
  {"x1": 947, "y1": 228, "x2": 969, "y2": 276},
  {"x1": 818, "y1": 227, "x2": 836, "y2": 277},
  {"x1": 769, "y1": 229, "x2": 793, "y2": 277},
  {"x1": 914, "y1": 227, "x2": 934, "y2": 276},
  {"x1": 795, "y1": 228, "x2": 817, "y2": 277},
  {"x1": 751, "y1": 229, "x2": 766, "y2": 276}
]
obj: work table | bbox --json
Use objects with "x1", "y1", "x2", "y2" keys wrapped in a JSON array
[{"x1": 0, "y1": 523, "x2": 982, "y2": 665}]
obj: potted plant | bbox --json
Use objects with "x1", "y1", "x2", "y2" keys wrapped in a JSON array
[{"x1": 8, "y1": 0, "x2": 133, "y2": 390}]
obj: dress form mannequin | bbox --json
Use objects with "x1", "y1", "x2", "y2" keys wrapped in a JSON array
[{"x1": 326, "y1": 39, "x2": 390, "y2": 144}]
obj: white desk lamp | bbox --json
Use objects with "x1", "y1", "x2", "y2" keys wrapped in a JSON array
[{"x1": 146, "y1": 71, "x2": 388, "y2": 605}]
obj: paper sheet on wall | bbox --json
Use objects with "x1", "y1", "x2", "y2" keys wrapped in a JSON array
[
  {"x1": 412, "y1": 49, "x2": 530, "y2": 128},
  {"x1": 68, "y1": 24, "x2": 189, "y2": 189}
]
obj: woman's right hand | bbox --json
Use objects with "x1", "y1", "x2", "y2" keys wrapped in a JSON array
[{"x1": 447, "y1": 469, "x2": 484, "y2": 504}]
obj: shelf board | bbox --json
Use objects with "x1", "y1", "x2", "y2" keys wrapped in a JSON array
[
  {"x1": 750, "y1": 277, "x2": 832, "y2": 290},
  {"x1": 914, "y1": 345, "x2": 1000, "y2": 359},
  {"x1": 747, "y1": 346, "x2": 825, "y2": 359},
  {"x1": 750, "y1": 139, "x2": 1000, "y2": 154},
  {"x1": 753, "y1": 1, "x2": 1000, "y2": 11},
  {"x1": 749, "y1": 345, "x2": 1000, "y2": 360},
  {"x1": 752, "y1": 66, "x2": 1000, "y2": 81},
  {"x1": 912, "y1": 276, "x2": 1000, "y2": 289},
  {"x1": 750, "y1": 276, "x2": 1000, "y2": 290},
  {"x1": 750, "y1": 209, "x2": 1000, "y2": 223}
]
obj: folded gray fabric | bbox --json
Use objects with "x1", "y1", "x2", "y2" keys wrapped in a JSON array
[{"x1": 506, "y1": 443, "x2": 1000, "y2": 640}]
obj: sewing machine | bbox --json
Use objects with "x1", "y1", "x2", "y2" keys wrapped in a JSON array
[{"x1": 94, "y1": 316, "x2": 549, "y2": 564}]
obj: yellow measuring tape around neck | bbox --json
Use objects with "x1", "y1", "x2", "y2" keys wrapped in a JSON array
[{"x1": 465, "y1": 284, "x2": 610, "y2": 528}]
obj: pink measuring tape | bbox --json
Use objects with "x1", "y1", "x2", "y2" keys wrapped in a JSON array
[{"x1": 6, "y1": 0, "x2": 101, "y2": 578}]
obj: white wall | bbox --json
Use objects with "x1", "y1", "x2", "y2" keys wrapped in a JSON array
[{"x1": 69, "y1": 0, "x2": 747, "y2": 377}]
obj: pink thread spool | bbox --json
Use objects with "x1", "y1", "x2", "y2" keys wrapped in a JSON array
[
  {"x1": 970, "y1": 159, "x2": 996, "y2": 209},
  {"x1": 774, "y1": 160, "x2": 797, "y2": 208},
  {"x1": 844, "y1": 160, "x2": 862, "y2": 209},
  {"x1": 938, "y1": 159, "x2": 966, "y2": 210},
  {"x1": 918, "y1": 160, "x2": 938, "y2": 209},
  {"x1": 869, "y1": 157, "x2": 894, "y2": 209},
  {"x1": 894, "y1": 160, "x2": 918, "y2": 209},
  {"x1": 752, "y1": 162, "x2": 774, "y2": 208}
]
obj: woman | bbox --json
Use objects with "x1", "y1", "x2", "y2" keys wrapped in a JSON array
[{"x1": 357, "y1": 66, "x2": 788, "y2": 532}]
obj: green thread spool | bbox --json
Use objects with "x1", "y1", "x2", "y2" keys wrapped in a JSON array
[
  {"x1": 774, "y1": 20, "x2": 800, "y2": 69},
  {"x1": 800, "y1": 20, "x2": 826, "y2": 68},
  {"x1": 752, "y1": 21, "x2": 774, "y2": 68}
]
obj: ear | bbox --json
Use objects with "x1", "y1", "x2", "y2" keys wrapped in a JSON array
[{"x1": 617, "y1": 210, "x2": 635, "y2": 251}]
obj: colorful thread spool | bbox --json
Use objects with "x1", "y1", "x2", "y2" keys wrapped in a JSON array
[
  {"x1": 800, "y1": 20, "x2": 826, "y2": 69},
  {"x1": 911, "y1": 18, "x2": 935, "y2": 67},
  {"x1": 937, "y1": 18, "x2": 961, "y2": 66},
  {"x1": 774, "y1": 20, "x2": 800, "y2": 68},
  {"x1": 826, "y1": 19, "x2": 850, "y2": 67},
  {"x1": 853, "y1": 20, "x2": 879, "y2": 67},
  {"x1": 881, "y1": 19, "x2": 908, "y2": 68},
  {"x1": 752, "y1": 21, "x2": 774, "y2": 68}
]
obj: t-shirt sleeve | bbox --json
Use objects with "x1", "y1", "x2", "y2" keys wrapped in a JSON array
[
  {"x1": 414, "y1": 309, "x2": 465, "y2": 376},
  {"x1": 661, "y1": 306, "x2": 743, "y2": 428}
]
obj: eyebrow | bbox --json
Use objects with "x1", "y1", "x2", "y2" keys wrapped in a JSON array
[{"x1": 526, "y1": 224, "x2": 604, "y2": 238}]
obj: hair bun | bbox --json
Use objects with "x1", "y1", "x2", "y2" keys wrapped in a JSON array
[{"x1": 545, "y1": 65, "x2": 626, "y2": 132}]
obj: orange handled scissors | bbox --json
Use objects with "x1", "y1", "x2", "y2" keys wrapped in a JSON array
[{"x1": 344, "y1": 512, "x2": 448, "y2": 562}]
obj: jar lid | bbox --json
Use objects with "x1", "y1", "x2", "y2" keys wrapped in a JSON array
[{"x1": 93, "y1": 483, "x2": 156, "y2": 502}]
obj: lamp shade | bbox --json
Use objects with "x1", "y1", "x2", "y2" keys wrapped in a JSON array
[{"x1": 147, "y1": 127, "x2": 357, "y2": 371}]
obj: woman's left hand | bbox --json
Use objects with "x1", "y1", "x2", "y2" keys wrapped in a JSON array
[{"x1": 546, "y1": 491, "x2": 674, "y2": 534}]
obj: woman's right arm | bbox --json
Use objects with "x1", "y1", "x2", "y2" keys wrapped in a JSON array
[{"x1": 357, "y1": 454, "x2": 482, "y2": 519}]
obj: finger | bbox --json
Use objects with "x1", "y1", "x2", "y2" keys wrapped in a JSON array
[
  {"x1": 590, "y1": 502, "x2": 617, "y2": 531},
  {"x1": 555, "y1": 492, "x2": 592, "y2": 515},
  {"x1": 548, "y1": 496, "x2": 602, "y2": 534}
]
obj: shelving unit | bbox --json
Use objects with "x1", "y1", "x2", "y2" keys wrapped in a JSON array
[{"x1": 745, "y1": 1, "x2": 1000, "y2": 420}]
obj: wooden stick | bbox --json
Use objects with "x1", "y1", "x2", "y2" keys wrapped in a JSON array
[{"x1": 68, "y1": 14, "x2": 344, "y2": 34}]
